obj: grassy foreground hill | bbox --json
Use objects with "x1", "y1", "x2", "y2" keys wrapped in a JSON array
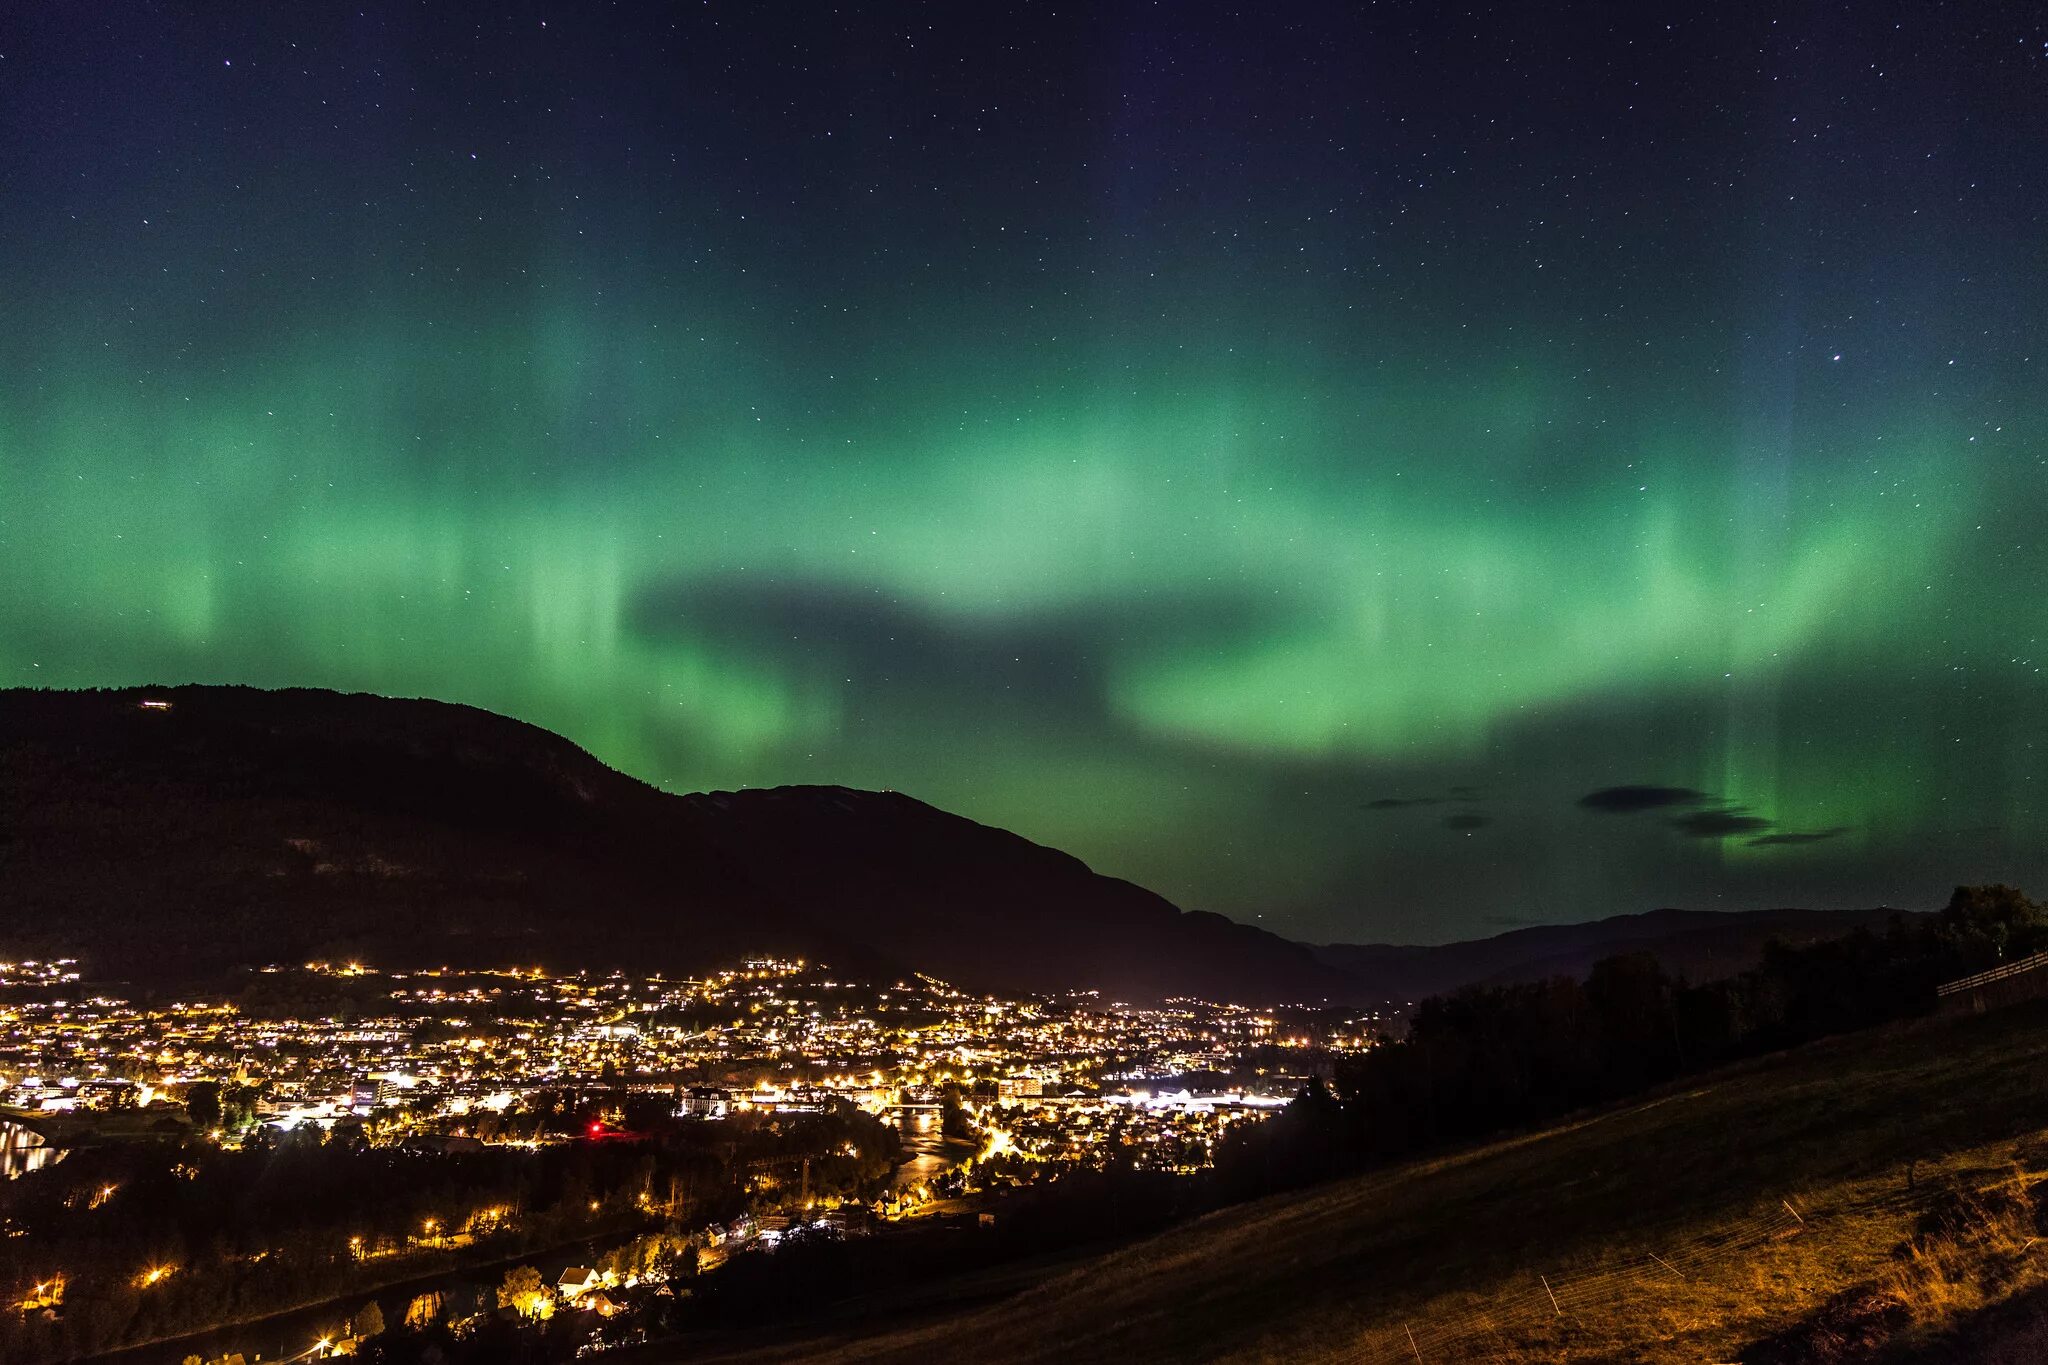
[{"x1": 688, "y1": 998, "x2": 2048, "y2": 1363}]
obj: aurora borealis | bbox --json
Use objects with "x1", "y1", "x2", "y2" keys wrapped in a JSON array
[{"x1": 3, "y1": 3, "x2": 2044, "y2": 942}]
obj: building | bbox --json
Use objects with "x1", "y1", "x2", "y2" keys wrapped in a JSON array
[
  {"x1": 557, "y1": 1267, "x2": 603, "y2": 1301},
  {"x1": 681, "y1": 1086, "x2": 732, "y2": 1118},
  {"x1": 351, "y1": 1077, "x2": 395, "y2": 1111}
]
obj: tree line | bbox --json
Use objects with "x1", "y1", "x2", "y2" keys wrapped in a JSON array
[{"x1": 1218, "y1": 885, "x2": 2047, "y2": 1195}]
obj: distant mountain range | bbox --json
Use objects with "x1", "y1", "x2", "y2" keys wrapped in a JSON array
[
  {"x1": 1312, "y1": 904, "x2": 1919, "y2": 1004},
  {"x1": 0, "y1": 687, "x2": 1921, "y2": 1005}
]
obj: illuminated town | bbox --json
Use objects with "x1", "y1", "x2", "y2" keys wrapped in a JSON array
[{"x1": 1, "y1": 955, "x2": 1378, "y2": 1361}]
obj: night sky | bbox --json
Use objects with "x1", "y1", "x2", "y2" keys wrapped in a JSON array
[{"x1": 4, "y1": 3, "x2": 2044, "y2": 944}]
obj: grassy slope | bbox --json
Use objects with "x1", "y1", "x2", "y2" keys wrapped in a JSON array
[{"x1": 686, "y1": 999, "x2": 2048, "y2": 1363}]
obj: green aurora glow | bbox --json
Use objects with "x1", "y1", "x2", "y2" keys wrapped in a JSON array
[{"x1": 3, "y1": 3, "x2": 2043, "y2": 939}]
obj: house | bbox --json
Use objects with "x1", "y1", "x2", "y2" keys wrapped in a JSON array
[
  {"x1": 680, "y1": 1086, "x2": 732, "y2": 1119},
  {"x1": 578, "y1": 1288, "x2": 623, "y2": 1317},
  {"x1": 557, "y1": 1267, "x2": 603, "y2": 1301}
]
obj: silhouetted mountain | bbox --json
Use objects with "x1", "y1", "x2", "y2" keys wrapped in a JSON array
[
  {"x1": 0, "y1": 686, "x2": 1349, "y2": 1003},
  {"x1": 1314, "y1": 904, "x2": 1920, "y2": 1004},
  {"x1": 674, "y1": 785, "x2": 1344, "y2": 1006},
  {"x1": 0, "y1": 686, "x2": 1923, "y2": 1007}
]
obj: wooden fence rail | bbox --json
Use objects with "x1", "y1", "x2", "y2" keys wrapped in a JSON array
[{"x1": 1936, "y1": 949, "x2": 2048, "y2": 998}]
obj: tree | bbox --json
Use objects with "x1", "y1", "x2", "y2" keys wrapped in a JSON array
[
  {"x1": 1941, "y1": 884, "x2": 2045, "y2": 961},
  {"x1": 352, "y1": 1300, "x2": 385, "y2": 1340},
  {"x1": 648, "y1": 1239, "x2": 698, "y2": 1281},
  {"x1": 496, "y1": 1265, "x2": 548, "y2": 1318},
  {"x1": 939, "y1": 1085, "x2": 976, "y2": 1141},
  {"x1": 217, "y1": 1083, "x2": 260, "y2": 1133},
  {"x1": 185, "y1": 1082, "x2": 222, "y2": 1130}
]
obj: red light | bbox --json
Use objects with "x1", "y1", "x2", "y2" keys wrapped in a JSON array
[{"x1": 588, "y1": 1122, "x2": 602, "y2": 1136}]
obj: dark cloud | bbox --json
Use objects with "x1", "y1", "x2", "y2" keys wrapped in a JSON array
[
  {"x1": 1578, "y1": 785, "x2": 1708, "y2": 814},
  {"x1": 1669, "y1": 808, "x2": 1774, "y2": 839},
  {"x1": 1577, "y1": 784, "x2": 1841, "y2": 843},
  {"x1": 1747, "y1": 827, "x2": 1853, "y2": 847},
  {"x1": 1443, "y1": 812, "x2": 1492, "y2": 831},
  {"x1": 629, "y1": 574, "x2": 1274, "y2": 717}
]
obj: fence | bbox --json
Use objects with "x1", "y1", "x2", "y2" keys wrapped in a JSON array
[{"x1": 1935, "y1": 949, "x2": 2048, "y2": 1000}]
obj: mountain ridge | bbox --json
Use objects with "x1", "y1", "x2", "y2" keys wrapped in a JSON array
[
  {"x1": 1314, "y1": 903, "x2": 1920, "y2": 1002},
  {"x1": 0, "y1": 685, "x2": 1347, "y2": 1003},
  {"x1": 0, "y1": 686, "x2": 1922, "y2": 1006}
]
